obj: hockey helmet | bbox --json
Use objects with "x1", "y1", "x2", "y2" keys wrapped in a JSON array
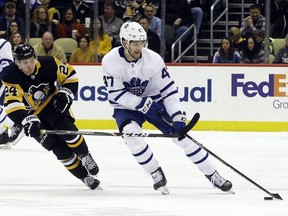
[
  {"x1": 120, "y1": 22, "x2": 147, "y2": 45},
  {"x1": 13, "y1": 43, "x2": 36, "y2": 61}
]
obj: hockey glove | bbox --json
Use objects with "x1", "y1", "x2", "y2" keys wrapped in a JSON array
[
  {"x1": 53, "y1": 87, "x2": 74, "y2": 113},
  {"x1": 21, "y1": 115, "x2": 41, "y2": 138},
  {"x1": 172, "y1": 111, "x2": 187, "y2": 137},
  {"x1": 135, "y1": 97, "x2": 165, "y2": 122}
]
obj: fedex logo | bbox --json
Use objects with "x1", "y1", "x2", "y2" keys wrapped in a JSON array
[{"x1": 231, "y1": 74, "x2": 287, "y2": 97}]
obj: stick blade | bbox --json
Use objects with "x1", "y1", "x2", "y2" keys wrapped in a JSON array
[
  {"x1": 178, "y1": 112, "x2": 200, "y2": 137},
  {"x1": 271, "y1": 193, "x2": 283, "y2": 200}
]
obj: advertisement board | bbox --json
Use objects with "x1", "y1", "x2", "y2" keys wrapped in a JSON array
[{"x1": 72, "y1": 65, "x2": 288, "y2": 131}]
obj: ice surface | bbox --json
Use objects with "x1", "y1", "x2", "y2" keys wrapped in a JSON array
[{"x1": 0, "y1": 131, "x2": 288, "y2": 216}]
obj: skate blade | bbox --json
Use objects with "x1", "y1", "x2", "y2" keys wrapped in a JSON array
[
  {"x1": 0, "y1": 144, "x2": 11, "y2": 149},
  {"x1": 157, "y1": 186, "x2": 169, "y2": 195},
  {"x1": 9, "y1": 132, "x2": 25, "y2": 146},
  {"x1": 96, "y1": 185, "x2": 103, "y2": 190},
  {"x1": 226, "y1": 189, "x2": 235, "y2": 194}
]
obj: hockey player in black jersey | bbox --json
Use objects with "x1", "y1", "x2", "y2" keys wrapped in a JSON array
[{"x1": 1, "y1": 43, "x2": 100, "y2": 190}]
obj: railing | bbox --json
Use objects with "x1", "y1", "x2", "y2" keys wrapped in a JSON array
[
  {"x1": 210, "y1": 0, "x2": 229, "y2": 56},
  {"x1": 171, "y1": 24, "x2": 197, "y2": 63}
]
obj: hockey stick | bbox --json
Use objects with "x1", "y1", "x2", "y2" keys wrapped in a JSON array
[
  {"x1": 41, "y1": 112, "x2": 200, "y2": 138},
  {"x1": 184, "y1": 133, "x2": 283, "y2": 200}
]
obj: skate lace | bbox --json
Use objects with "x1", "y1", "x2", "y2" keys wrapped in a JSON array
[
  {"x1": 210, "y1": 172, "x2": 226, "y2": 188},
  {"x1": 10, "y1": 125, "x2": 21, "y2": 137},
  {"x1": 82, "y1": 154, "x2": 97, "y2": 170},
  {"x1": 151, "y1": 170, "x2": 163, "y2": 183}
]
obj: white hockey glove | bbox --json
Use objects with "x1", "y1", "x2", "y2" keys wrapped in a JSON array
[
  {"x1": 21, "y1": 115, "x2": 41, "y2": 138},
  {"x1": 53, "y1": 87, "x2": 74, "y2": 113}
]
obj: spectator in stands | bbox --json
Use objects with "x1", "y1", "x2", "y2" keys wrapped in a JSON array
[
  {"x1": 105, "y1": 0, "x2": 125, "y2": 18},
  {"x1": 188, "y1": 0, "x2": 204, "y2": 36},
  {"x1": 30, "y1": 5, "x2": 57, "y2": 38},
  {"x1": 143, "y1": 3, "x2": 161, "y2": 38},
  {"x1": 31, "y1": 0, "x2": 60, "y2": 25},
  {"x1": 240, "y1": 35, "x2": 264, "y2": 64},
  {"x1": 228, "y1": 27, "x2": 245, "y2": 52},
  {"x1": 0, "y1": 1, "x2": 24, "y2": 37},
  {"x1": 156, "y1": 0, "x2": 193, "y2": 61},
  {"x1": 240, "y1": 4, "x2": 265, "y2": 38},
  {"x1": 271, "y1": 0, "x2": 288, "y2": 38},
  {"x1": 89, "y1": 18, "x2": 112, "y2": 62},
  {"x1": 33, "y1": 31, "x2": 67, "y2": 63},
  {"x1": 0, "y1": 19, "x2": 20, "y2": 40},
  {"x1": 202, "y1": 0, "x2": 223, "y2": 20},
  {"x1": 65, "y1": 0, "x2": 92, "y2": 25},
  {"x1": 156, "y1": 0, "x2": 192, "y2": 44},
  {"x1": 99, "y1": 3, "x2": 124, "y2": 48},
  {"x1": 128, "y1": 0, "x2": 155, "y2": 15},
  {"x1": 70, "y1": 35, "x2": 94, "y2": 62},
  {"x1": 213, "y1": 37, "x2": 240, "y2": 63},
  {"x1": 57, "y1": 6, "x2": 84, "y2": 40},
  {"x1": 10, "y1": 31, "x2": 23, "y2": 48},
  {"x1": 138, "y1": 16, "x2": 160, "y2": 53},
  {"x1": 273, "y1": 33, "x2": 288, "y2": 63},
  {"x1": 8, "y1": 0, "x2": 26, "y2": 20},
  {"x1": 254, "y1": 29, "x2": 275, "y2": 55},
  {"x1": 260, "y1": 0, "x2": 288, "y2": 38}
]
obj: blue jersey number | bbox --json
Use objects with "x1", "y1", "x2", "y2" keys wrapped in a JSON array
[
  {"x1": 162, "y1": 67, "x2": 170, "y2": 79},
  {"x1": 103, "y1": 76, "x2": 114, "y2": 87}
]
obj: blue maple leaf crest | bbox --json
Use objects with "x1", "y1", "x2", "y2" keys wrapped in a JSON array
[{"x1": 123, "y1": 77, "x2": 149, "y2": 96}]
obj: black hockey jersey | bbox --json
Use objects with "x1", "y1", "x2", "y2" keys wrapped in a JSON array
[{"x1": 2, "y1": 56, "x2": 78, "y2": 124}]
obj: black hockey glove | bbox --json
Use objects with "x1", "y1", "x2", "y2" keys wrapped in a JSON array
[
  {"x1": 172, "y1": 111, "x2": 187, "y2": 138},
  {"x1": 53, "y1": 87, "x2": 74, "y2": 113},
  {"x1": 135, "y1": 97, "x2": 165, "y2": 122},
  {"x1": 21, "y1": 115, "x2": 41, "y2": 138}
]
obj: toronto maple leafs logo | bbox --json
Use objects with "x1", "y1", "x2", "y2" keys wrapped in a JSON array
[{"x1": 123, "y1": 77, "x2": 149, "y2": 96}]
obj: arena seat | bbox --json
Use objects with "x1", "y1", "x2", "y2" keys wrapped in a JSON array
[
  {"x1": 54, "y1": 38, "x2": 78, "y2": 61},
  {"x1": 273, "y1": 38, "x2": 285, "y2": 56},
  {"x1": 28, "y1": 38, "x2": 42, "y2": 47}
]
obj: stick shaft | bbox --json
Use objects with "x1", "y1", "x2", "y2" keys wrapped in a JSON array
[
  {"x1": 41, "y1": 130, "x2": 178, "y2": 137},
  {"x1": 41, "y1": 113, "x2": 200, "y2": 138},
  {"x1": 185, "y1": 134, "x2": 283, "y2": 200}
]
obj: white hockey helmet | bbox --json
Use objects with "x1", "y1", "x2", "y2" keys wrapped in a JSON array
[{"x1": 120, "y1": 22, "x2": 147, "y2": 46}]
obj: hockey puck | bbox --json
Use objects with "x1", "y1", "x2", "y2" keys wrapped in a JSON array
[{"x1": 264, "y1": 197, "x2": 273, "y2": 200}]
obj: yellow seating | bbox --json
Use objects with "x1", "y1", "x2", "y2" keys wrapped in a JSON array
[
  {"x1": 54, "y1": 38, "x2": 78, "y2": 61},
  {"x1": 273, "y1": 38, "x2": 285, "y2": 56},
  {"x1": 28, "y1": 38, "x2": 42, "y2": 47},
  {"x1": 269, "y1": 54, "x2": 275, "y2": 64}
]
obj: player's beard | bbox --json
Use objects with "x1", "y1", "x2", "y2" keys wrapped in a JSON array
[{"x1": 130, "y1": 51, "x2": 141, "y2": 60}]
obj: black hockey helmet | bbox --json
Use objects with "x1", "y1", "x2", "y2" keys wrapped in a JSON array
[{"x1": 13, "y1": 43, "x2": 36, "y2": 60}]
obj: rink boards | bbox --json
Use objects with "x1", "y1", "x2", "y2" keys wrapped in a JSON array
[{"x1": 71, "y1": 64, "x2": 288, "y2": 131}]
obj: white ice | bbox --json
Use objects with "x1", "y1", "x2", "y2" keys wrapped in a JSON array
[{"x1": 0, "y1": 131, "x2": 288, "y2": 216}]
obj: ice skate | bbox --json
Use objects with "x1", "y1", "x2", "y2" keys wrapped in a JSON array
[
  {"x1": 206, "y1": 170, "x2": 233, "y2": 192},
  {"x1": 0, "y1": 129, "x2": 11, "y2": 149},
  {"x1": 82, "y1": 175, "x2": 101, "y2": 190},
  {"x1": 151, "y1": 167, "x2": 169, "y2": 195},
  {"x1": 80, "y1": 152, "x2": 99, "y2": 175},
  {"x1": 9, "y1": 123, "x2": 24, "y2": 146}
]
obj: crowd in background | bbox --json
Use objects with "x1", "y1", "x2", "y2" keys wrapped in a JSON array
[{"x1": 1, "y1": 0, "x2": 288, "y2": 63}]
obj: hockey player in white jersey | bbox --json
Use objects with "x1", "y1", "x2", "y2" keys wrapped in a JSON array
[
  {"x1": 102, "y1": 22, "x2": 233, "y2": 194},
  {"x1": 0, "y1": 39, "x2": 24, "y2": 149}
]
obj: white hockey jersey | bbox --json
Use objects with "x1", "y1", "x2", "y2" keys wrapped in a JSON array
[
  {"x1": 0, "y1": 39, "x2": 13, "y2": 74},
  {"x1": 102, "y1": 47, "x2": 182, "y2": 117}
]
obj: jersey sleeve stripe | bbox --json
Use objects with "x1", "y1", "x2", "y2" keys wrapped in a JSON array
[
  {"x1": 160, "y1": 81, "x2": 175, "y2": 93},
  {"x1": 0, "y1": 40, "x2": 8, "y2": 49},
  {"x1": 114, "y1": 90, "x2": 128, "y2": 101},
  {"x1": 162, "y1": 90, "x2": 178, "y2": 100}
]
